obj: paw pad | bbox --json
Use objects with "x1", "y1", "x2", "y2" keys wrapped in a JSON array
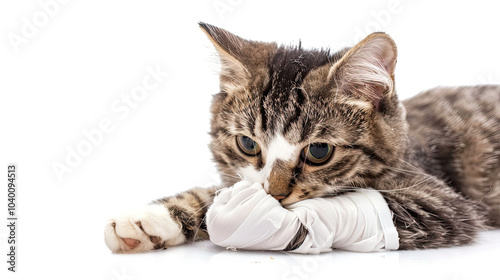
[{"x1": 122, "y1": 238, "x2": 140, "y2": 249}]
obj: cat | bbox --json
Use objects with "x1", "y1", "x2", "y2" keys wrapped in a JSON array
[{"x1": 104, "y1": 22, "x2": 500, "y2": 253}]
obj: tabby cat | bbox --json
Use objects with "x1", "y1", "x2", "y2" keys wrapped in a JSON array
[{"x1": 104, "y1": 22, "x2": 500, "y2": 253}]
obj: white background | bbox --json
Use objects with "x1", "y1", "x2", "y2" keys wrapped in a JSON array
[{"x1": 1, "y1": 0, "x2": 499, "y2": 279}]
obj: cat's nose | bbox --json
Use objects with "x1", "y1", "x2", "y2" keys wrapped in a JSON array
[
  {"x1": 266, "y1": 159, "x2": 294, "y2": 201},
  {"x1": 272, "y1": 194, "x2": 288, "y2": 200}
]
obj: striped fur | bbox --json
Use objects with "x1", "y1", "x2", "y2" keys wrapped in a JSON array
[{"x1": 106, "y1": 23, "x2": 500, "y2": 253}]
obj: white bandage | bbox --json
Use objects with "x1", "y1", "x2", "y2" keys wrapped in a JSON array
[{"x1": 206, "y1": 181, "x2": 399, "y2": 254}]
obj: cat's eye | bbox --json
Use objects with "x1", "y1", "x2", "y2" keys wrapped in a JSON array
[
  {"x1": 301, "y1": 143, "x2": 334, "y2": 165},
  {"x1": 236, "y1": 136, "x2": 261, "y2": 156}
]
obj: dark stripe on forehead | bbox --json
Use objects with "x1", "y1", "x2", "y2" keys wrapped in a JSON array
[
  {"x1": 260, "y1": 82, "x2": 272, "y2": 133},
  {"x1": 261, "y1": 45, "x2": 333, "y2": 134},
  {"x1": 283, "y1": 87, "x2": 306, "y2": 135}
]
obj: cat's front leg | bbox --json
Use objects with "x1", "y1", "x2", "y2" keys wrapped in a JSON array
[
  {"x1": 104, "y1": 187, "x2": 216, "y2": 253},
  {"x1": 381, "y1": 174, "x2": 489, "y2": 249}
]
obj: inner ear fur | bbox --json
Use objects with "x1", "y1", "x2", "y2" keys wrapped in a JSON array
[{"x1": 329, "y1": 32, "x2": 398, "y2": 111}]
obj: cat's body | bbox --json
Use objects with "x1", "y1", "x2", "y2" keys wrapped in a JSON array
[
  {"x1": 104, "y1": 23, "x2": 500, "y2": 253},
  {"x1": 389, "y1": 86, "x2": 500, "y2": 248}
]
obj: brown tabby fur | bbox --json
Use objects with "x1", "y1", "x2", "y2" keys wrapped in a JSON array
[{"x1": 153, "y1": 23, "x2": 500, "y2": 250}]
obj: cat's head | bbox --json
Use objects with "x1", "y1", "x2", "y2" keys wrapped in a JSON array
[{"x1": 200, "y1": 23, "x2": 408, "y2": 205}]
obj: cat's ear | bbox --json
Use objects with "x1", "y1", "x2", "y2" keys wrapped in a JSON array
[
  {"x1": 329, "y1": 32, "x2": 397, "y2": 111},
  {"x1": 199, "y1": 22, "x2": 275, "y2": 94}
]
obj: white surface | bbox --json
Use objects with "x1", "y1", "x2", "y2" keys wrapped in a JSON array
[
  {"x1": 207, "y1": 181, "x2": 398, "y2": 253},
  {"x1": 1, "y1": 0, "x2": 500, "y2": 279},
  {"x1": 7, "y1": 230, "x2": 499, "y2": 280}
]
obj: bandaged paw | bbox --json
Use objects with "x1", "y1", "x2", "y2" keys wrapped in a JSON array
[{"x1": 206, "y1": 181, "x2": 399, "y2": 254}]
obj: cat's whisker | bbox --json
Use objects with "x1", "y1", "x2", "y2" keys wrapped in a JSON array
[
  {"x1": 213, "y1": 131, "x2": 232, "y2": 147},
  {"x1": 385, "y1": 166, "x2": 428, "y2": 177},
  {"x1": 212, "y1": 131, "x2": 229, "y2": 143},
  {"x1": 396, "y1": 158, "x2": 426, "y2": 173},
  {"x1": 220, "y1": 173, "x2": 241, "y2": 180},
  {"x1": 215, "y1": 170, "x2": 240, "y2": 179},
  {"x1": 376, "y1": 176, "x2": 435, "y2": 194}
]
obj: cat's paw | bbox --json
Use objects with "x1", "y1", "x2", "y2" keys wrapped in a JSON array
[{"x1": 104, "y1": 204, "x2": 186, "y2": 253}]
